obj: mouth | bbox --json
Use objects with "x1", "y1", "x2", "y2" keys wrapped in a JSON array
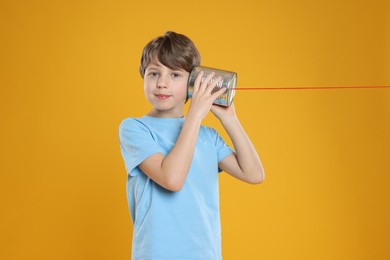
[{"x1": 155, "y1": 94, "x2": 171, "y2": 100}]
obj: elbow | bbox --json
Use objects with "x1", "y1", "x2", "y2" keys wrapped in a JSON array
[
  {"x1": 156, "y1": 167, "x2": 188, "y2": 192},
  {"x1": 248, "y1": 169, "x2": 265, "y2": 185},
  {"x1": 166, "y1": 184, "x2": 184, "y2": 192},
  {"x1": 164, "y1": 178, "x2": 185, "y2": 192},
  {"x1": 249, "y1": 177, "x2": 264, "y2": 185}
]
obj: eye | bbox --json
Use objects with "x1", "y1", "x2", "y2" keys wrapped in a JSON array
[
  {"x1": 148, "y1": 72, "x2": 159, "y2": 77},
  {"x1": 172, "y1": 72, "x2": 181, "y2": 78}
]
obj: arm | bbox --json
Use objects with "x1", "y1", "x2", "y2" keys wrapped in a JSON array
[
  {"x1": 138, "y1": 115, "x2": 201, "y2": 192},
  {"x1": 212, "y1": 104, "x2": 264, "y2": 184},
  {"x1": 139, "y1": 72, "x2": 226, "y2": 191}
]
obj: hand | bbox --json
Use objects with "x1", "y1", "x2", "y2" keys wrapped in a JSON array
[{"x1": 187, "y1": 71, "x2": 226, "y2": 120}]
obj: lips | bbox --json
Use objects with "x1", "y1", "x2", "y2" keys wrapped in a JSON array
[{"x1": 155, "y1": 94, "x2": 171, "y2": 99}]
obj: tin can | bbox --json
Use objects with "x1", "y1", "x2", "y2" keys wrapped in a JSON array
[{"x1": 187, "y1": 66, "x2": 237, "y2": 107}]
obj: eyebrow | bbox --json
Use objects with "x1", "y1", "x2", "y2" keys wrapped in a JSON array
[{"x1": 146, "y1": 64, "x2": 186, "y2": 73}]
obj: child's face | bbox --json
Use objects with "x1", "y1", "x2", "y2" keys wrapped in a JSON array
[{"x1": 144, "y1": 59, "x2": 189, "y2": 117}]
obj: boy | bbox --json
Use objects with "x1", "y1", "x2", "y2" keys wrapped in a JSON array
[{"x1": 119, "y1": 31, "x2": 264, "y2": 260}]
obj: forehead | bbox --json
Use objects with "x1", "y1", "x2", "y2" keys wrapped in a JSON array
[{"x1": 146, "y1": 58, "x2": 186, "y2": 72}]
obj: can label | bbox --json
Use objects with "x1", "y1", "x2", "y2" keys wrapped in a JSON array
[{"x1": 187, "y1": 66, "x2": 237, "y2": 106}]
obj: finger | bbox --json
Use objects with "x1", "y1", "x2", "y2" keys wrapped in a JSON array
[
  {"x1": 207, "y1": 76, "x2": 223, "y2": 94},
  {"x1": 200, "y1": 71, "x2": 216, "y2": 92},
  {"x1": 211, "y1": 86, "x2": 227, "y2": 99},
  {"x1": 193, "y1": 70, "x2": 204, "y2": 93}
]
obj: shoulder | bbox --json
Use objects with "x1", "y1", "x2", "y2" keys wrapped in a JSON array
[
  {"x1": 199, "y1": 125, "x2": 219, "y2": 140},
  {"x1": 200, "y1": 125, "x2": 231, "y2": 151},
  {"x1": 119, "y1": 117, "x2": 149, "y2": 131},
  {"x1": 118, "y1": 117, "x2": 153, "y2": 140},
  {"x1": 120, "y1": 117, "x2": 143, "y2": 127},
  {"x1": 200, "y1": 125, "x2": 218, "y2": 134}
]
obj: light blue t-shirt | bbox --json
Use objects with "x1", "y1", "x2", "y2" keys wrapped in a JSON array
[{"x1": 118, "y1": 116, "x2": 233, "y2": 260}]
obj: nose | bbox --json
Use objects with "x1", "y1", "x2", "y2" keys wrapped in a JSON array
[{"x1": 157, "y1": 75, "x2": 167, "y2": 89}]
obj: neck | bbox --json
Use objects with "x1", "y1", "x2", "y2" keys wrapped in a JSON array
[{"x1": 147, "y1": 109, "x2": 184, "y2": 118}]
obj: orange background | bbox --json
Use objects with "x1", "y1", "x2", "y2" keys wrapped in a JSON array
[{"x1": 1, "y1": 0, "x2": 389, "y2": 259}]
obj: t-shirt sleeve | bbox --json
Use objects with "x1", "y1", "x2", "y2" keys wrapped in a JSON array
[
  {"x1": 211, "y1": 128, "x2": 234, "y2": 163},
  {"x1": 118, "y1": 118, "x2": 164, "y2": 177}
]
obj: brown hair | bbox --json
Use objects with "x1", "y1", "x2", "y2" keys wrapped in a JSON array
[{"x1": 139, "y1": 31, "x2": 201, "y2": 78}]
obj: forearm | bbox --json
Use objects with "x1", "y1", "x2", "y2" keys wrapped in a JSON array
[
  {"x1": 159, "y1": 113, "x2": 202, "y2": 189},
  {"x1": 221, "y1": 115, "x2": 264, "y2": 182}
]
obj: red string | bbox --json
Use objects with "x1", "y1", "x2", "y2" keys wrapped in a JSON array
[{"x1": 231, "y1": 86, "x2": 390, "y2": 90}]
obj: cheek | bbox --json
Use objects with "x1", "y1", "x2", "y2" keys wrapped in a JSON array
[
  {"x1": 144, "y1": 79, "x2": 154, "y2": 91},
  {"x1": 143, "y1": 81, "x2": 154, "y2": 101},
  {"x1": 177, "y1": 81, "x2": 188, "y2": 98}
]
